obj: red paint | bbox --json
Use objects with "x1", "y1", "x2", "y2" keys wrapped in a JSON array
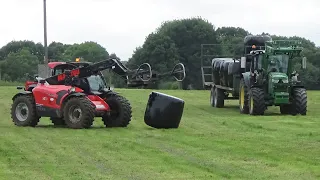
[
  {"x1": 57, "y1": 68, "x2": 80, "y2": 81},
  {"x1": 32, "y1": 84, "x2": 110, "y2": 111},
  {"x1": 48, "y1": 62, "x2": 65, "y2": 69},
  {"x1": 25, "y1": 81, "x2": 37, "y2": 91}
]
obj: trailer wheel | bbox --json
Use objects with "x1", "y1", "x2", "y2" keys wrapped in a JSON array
[
  {"x1": 239, "y1": 79, "x2": 249, "y2": 114},
  {"x1": 11, "y1": 95, "x2": 40, "y2": 127},
  {"x1": 102, "y1": 94, "x2": 132, "y2": 127},
  {"x1": 213, "y1": 87, "x2": 224, "y2": 108},
  {"x1": 291, "y1": 88, "x2": 307, "y2": 116},
  {"x1": 248, "y1": 87, "x2": 265, "y2": 115},
  {"x1": 210, "y1": 87, "x2": 215, "y2": 107},
  {"x1": 63, "y1": 97, "x2": 95, "y2": 129}
]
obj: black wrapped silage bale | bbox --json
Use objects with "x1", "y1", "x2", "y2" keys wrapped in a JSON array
[{"x1": 144, "y1": 92, "x2": 185, "y2": 129}]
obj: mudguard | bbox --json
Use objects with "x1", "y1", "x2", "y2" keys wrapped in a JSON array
[
  {"x1": 241, "y1": 72, "x2": 251, "y2": 88},
  {"x1": 12, "y1": 91, "x2": 32, "y2": 100},
  {"x1": 144, "y1": 91, "x2": 184, "y2": 129},
  {"x1": 59, "y1": 92, "x2": 87, "y2": 105}
]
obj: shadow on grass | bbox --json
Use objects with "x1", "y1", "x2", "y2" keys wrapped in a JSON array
[
  {"x1": 34, "y1": 124, "x2": 131, "y2": 130},
  {"x1": 199, "y1": 104, "x2": 290, "y2": 117}
]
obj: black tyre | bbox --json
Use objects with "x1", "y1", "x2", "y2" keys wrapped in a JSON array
[
  {"x1": 291, "y1": 88, "x2": 307, "y2": 115},
  {"x1": 102, "y1": 94, "x2": 132, "y2": 127},
  {"x1": 213, "y1": 87, "x2": 224, "y2": 108},
  {"x1": 239, "y1": 78, "x2": 249, "y2": 114},
  {"x1": 210, "y1": 88, "x2": 215, "y2": 107},
  {"x1": 50, "y1": 117, "x2": 66, "y2": 126},
  {"x1": 248, "y1": 87, "x2": 265, "y2": 115},
  {"x1": 280, "y1": 105, "x2": 291, "y2": 114},
  {"x1": 11, "y1": 95, "x2": 40, "y2": 127},
  {"x1": 63, "y1": 97, "x2": 95, "y2": 129}
]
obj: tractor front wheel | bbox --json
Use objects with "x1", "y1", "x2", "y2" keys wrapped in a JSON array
[
  {"x1": 11, "y1": 95, "x2": 40, "y2": 127},
  {"x1": 102, "y1": 94, "x2": 132, "y2": 127},
  {"x1": 248, "y1": 87, "x2": 265, "y2": 115},
  {"x1": 291, "y1": 88, "x2": 307, "y2": 115},
  {"x1": 239, "y1": 79, "x2": 249, "y2": 114},
  {"x1": 63, "y1": 97, "x2": 95, "y2": 129}
]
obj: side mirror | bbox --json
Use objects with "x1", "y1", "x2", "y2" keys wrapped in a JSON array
[
  {"x1": 240, "y1": 57, "x2": 246, "y2": 68},
  {"x1": 302, "y1": 57, "x2": 307, "y2": 69}
]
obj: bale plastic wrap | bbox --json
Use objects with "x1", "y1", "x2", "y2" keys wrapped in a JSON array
[{"x1": 144, "y1": 92, "x2": 184, "y2": 129}]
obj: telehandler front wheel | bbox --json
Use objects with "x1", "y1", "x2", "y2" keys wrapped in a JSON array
[
  {"x1": 102, "y1": 94, "x2": 132, "y2": 127},
  {"x1": 63, "y1": 97, "x2": 95, "y2": 129},
  {"x1": 248, "y1": 87, "x2": 265, "y2": 115}
]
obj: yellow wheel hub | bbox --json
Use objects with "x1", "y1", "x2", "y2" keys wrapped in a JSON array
[
  {"x1": 250, "y1": 96, "x2": 254, "y2": 112},
  {"x1": 240, "y1": 86, "x2": 244, "y2": 108}
]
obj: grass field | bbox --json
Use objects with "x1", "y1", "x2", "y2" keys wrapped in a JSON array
[{"x1": 0, "y1": 86, "x2": 319, "y2": 180}]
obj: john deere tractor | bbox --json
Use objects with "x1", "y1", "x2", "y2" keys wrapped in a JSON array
[{"x1": 239, "y1": 35, "x2": 307, "y2": 115}]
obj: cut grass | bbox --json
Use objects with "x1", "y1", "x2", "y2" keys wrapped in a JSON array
[{"x1": 0, "y1": 87, "x2": 319, "y2": 179}]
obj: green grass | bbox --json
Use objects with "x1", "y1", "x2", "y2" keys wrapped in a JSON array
[{"x1": 0, "y1": 86, "x2": 319, "y2": 180}]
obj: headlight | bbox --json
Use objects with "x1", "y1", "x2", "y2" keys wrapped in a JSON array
[
  {"x1": 96, "y1": 105, "x2": 106, "y2": 109},
  {"x1": 272, "y1": 79, "x2": 279, "y2": 83},
  {"x1": 69, "y1": 87, "x2": 76, "y2": 92},
  {"x1": 282, "y1": 79, "x2": 289, "y2": 83}
]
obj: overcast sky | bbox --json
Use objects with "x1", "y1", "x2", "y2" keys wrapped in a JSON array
[{"x1": 1, "y1": 0, "x2": 319, "y2": 60}]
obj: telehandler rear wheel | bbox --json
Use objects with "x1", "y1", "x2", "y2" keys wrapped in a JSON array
[
  {"x1": 239, "y1": 79, "x2": 249, "y2": 114},
  {"x1": 291, "y1": 88, "x2": 307, "y2": 115},
  {"x1": 63, "y1": 97, "x2": 95, "y2": 129},
  {"x1": 11, "y1": 95, "x2": 40, "y2": 127},
  {"x1": 102, "y1": 94, "x2": 132, "y2": 127},
  {"x1": 248, "y1": 87, "x2": 265, "y2": 115}
]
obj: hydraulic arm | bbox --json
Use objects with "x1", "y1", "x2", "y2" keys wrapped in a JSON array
[{"x1": 45, "y1": 58, "x2": 186, "y2": 87}]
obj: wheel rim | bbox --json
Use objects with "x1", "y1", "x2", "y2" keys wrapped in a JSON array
[
  {"x1": 15, "y1": 102, "x2": 29, "y2": 121},
  {"x1": 250, "y1": 96, "x2": 254, "y2": 113},
  {"x1": 68, "y1": 105, "x2": 82, "y2": 123},
  {"x1": 240, "y1": 86, "x2": 244, "y2": 109}
]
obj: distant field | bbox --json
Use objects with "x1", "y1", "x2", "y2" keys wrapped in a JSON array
[{"x1": 0, "y1": 86, "x2": 319, "y2": 180}]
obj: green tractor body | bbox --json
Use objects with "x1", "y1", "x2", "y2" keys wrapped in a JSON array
[{"x1": 206, "y1": 35, "x2": 307, "y2": 115}]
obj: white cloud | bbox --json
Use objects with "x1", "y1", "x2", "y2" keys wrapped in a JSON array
[{"x1": 0, "y1": 0, "x2": 319, "y2": 60}]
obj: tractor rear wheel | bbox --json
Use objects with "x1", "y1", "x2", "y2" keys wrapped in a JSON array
[
  {"x1": 102, "y1": 94, "x2": 132, "y2": 127},
  {"x1": 248, "y1": 87, "x2": 265, "y2": 115},
  {"x1": 239, "y1": 79, "x2": 249, "y2": 114},
  {"x1": 11, "y1": 95, "x2": 40, "y2": 127},
  {"x1": 291, "y1": 88, "x2": 307, "y2": 115},
  {"x1": 63, "y1": 97, "x2": 95, "y2": 129},
  {"x1": 50, "y1": 117, "x2": 66, "y2": 126}
]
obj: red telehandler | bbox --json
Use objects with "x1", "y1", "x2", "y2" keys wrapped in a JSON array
[{"x1": 11, "y1": 58, "x2": 186, "y2": 129}]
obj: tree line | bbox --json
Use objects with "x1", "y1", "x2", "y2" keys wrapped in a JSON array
[{"x1": 0, "y1": 17, "x2": 319, "y2": 89}]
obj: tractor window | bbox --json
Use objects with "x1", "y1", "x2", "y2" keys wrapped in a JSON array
[
  {"x1": 54, "y1": 69, "x2": 63, "y2": 75},
  {"x1": 257, "y1": 55, "x2": 263, "y2": 70},
  {"x1": 268, "y1": 55, "x2": 289, "y2": 73},
  {"x1": 87, "y1": 75, "x2": 106, "y2": 91},
  {"x1": 252, "y1": 55, "x2": 263, "y2": 71}
]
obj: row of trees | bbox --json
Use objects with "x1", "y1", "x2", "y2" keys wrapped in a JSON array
[{"x1": 0, "y1": 17, "x2": 319, "y2": 89}]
